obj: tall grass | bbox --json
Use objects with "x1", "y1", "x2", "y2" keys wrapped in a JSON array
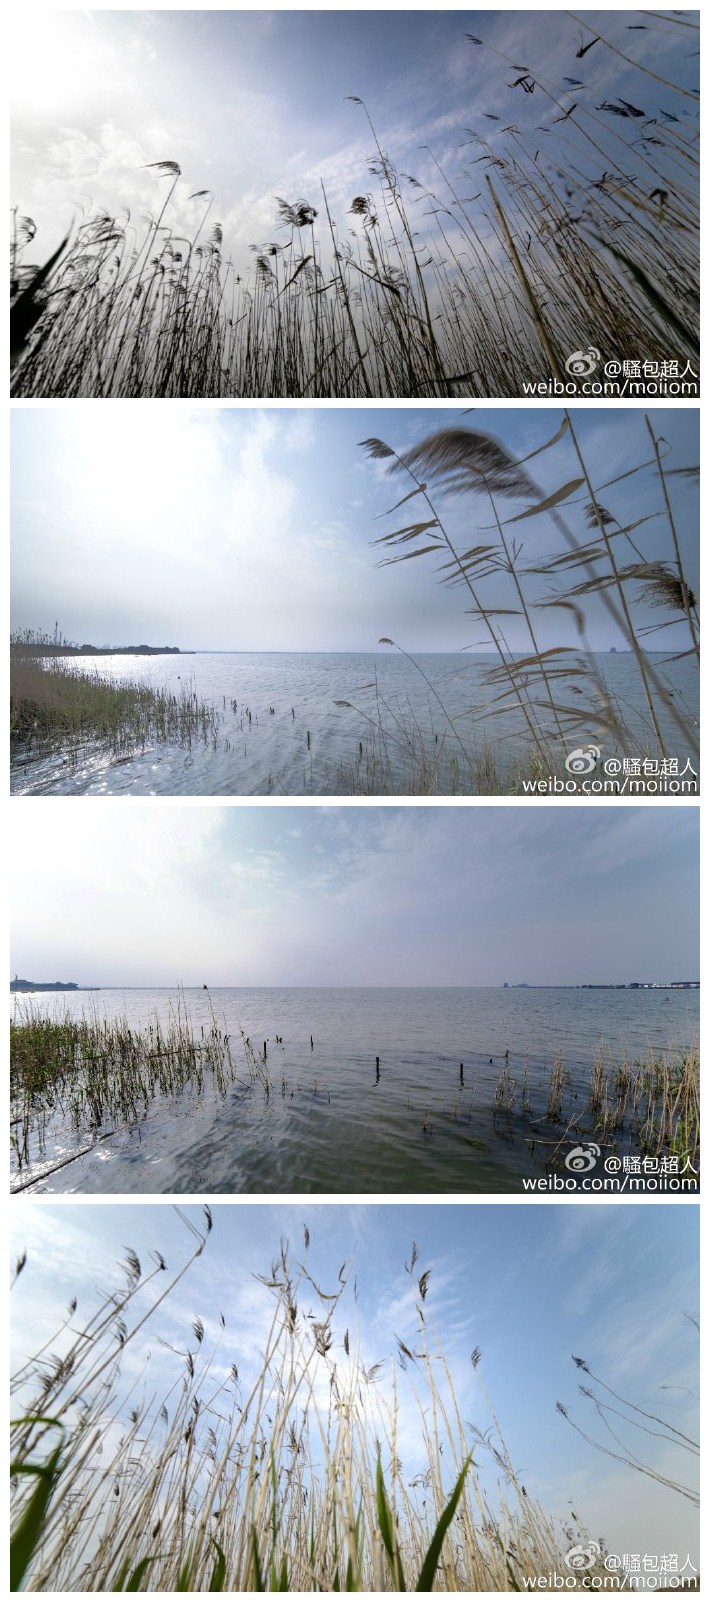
[
  {"x1": 10, "y1": 16, "x2": 699, "y2": 398},
  {"x1": 353, "y1": 410, "x2": 699, "y2": 790},
  {"x1": 502, "y1": 1042, "x2": 700, "y2": 1172},
  {"x1": 10, "y1": 646, "x2": 221, "y2": 766},
  {"x1": 11, "y1": 1217, "x2": 612, "y2": 1590},
  {"x1": 10, "y1": 995, "x2": 270, "y2": 1181}
]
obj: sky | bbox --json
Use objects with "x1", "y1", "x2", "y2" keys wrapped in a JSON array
[
  {"x1": 10, "y1": 9, "x2": 699, "y2": 268},
  {"x1": 10, "y1": 803, "x2": 699, "y2": 987},
  {"x1": 10, "y1": 1200, "x2": 700, "y2": 1568},
  {"x1": 10, "y1": 406, "x2": 699, "y2": 652}
]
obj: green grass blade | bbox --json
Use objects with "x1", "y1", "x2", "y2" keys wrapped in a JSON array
[
  {"x1": 415, "y1": 1457, "x2": 471, "y2": 1590},
  {"x1": 10, "y1": 234, "x2": 70, "y2": 363},
  {"x1": 176, "y1": 1543, "x2": 194, "y2": 1591},
  {"x1": 375, "y1": 1456, "x2": 405, "y2": 1589},
  {"x1": 345, "y1": 1502, "x2": 362, "y2": 1592},
  {"x1": 10, "y1": 1439, "x2": 63, "y2": 1591},
  {"x1": 493, "y1": 1530, "x2": 522, "y2": 1591},
  {"x1": 251, "y1": 1527, "x2": 265, "y2": 1591},
  {"x1": 111, "y1": 1560, "x2": 132, "y2": 1592},
  {"x1": 124, "y1": 1556, "x2": 160, "y2": 1591},
  {"x1": 208, "y1": 1539, "x2": 227, "y2": 1592}
]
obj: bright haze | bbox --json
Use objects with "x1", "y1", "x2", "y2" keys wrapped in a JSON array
[
  {"x1": 10, "y1": 804, "x2": 699, "y2": 988},
  {"x1": 10, "y1": 407, "x2": 699, "y2": 652},
  {"x1": 10, "y1": 10, "x2": 699, "y2": 263}
]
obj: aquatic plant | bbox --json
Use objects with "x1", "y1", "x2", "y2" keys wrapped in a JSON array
[
  {"x1": 10, "y1": 15, "x2": 699, "y2": 399},
  {"x1": 11, "y1": 1216, "x2": 611, "y2": 1590},
  {"x1": 557, "y1": 1344, "x2": 699, "y2": 1509},
  {"x1": 10, "y1": 648, "x2": 222, "y2": 766},
  {"x1": 355, "y1": 410, "x2": 699, "y2": 789},
  {"x1": 9, "y1": 993, "x2": 270, "y2": 1184}
]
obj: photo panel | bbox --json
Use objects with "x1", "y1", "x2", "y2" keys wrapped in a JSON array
[
  {"x1": 10, "y1": 405, "x2": 699, "y2": 799},
  {"x1": 10, "y1": 801, "x2": 699, "y2": 1198},
  {"x1": 10, "y1": 10, "x2": 699, "y2": 400},
  {"x1": 10, "y1": 1200, "x2": 700, "y2": 1590},
  {"x1": 9, "y1": 10, "x2": 702, "y2": 1598}
]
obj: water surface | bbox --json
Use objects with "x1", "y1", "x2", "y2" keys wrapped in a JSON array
[
  {"x1": 10, "y1": 651, "x2": 699, "y2": 796},
  {"x1": 11, "y1": 986, "x2": 698, "y2": 1194}
]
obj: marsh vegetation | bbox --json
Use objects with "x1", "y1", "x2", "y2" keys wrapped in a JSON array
[
  {"x1": 11, "y1": 1215, "x2": 614, "y2": 1591},
  {"x1": 351, "y1": 410, "x2": 699, "y2": 792},
  {"x1": 11, "y1": 15, "x2": 699, "y2": 398},
  {"x1": 10, "y1": 634, "x2": 220, "y2": 770}
]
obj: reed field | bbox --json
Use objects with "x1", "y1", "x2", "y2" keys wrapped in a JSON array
[
  {"x1": 10, "y1": 633, "x2": 221, "y2": 768},
  {"x1": 10, "y1": 997, "x2": 256, "y2": 1182},
  {"x1": 10, "y1": 15, "x2": 699, "y2": 399},
  {"x1": 9, "y1": 1214, "x2": 629, "y2": 1591}
]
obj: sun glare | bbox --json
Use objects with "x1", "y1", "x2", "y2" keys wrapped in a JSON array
[{"x1": 10, "y1": 12, "x2": 105, "y2": 120}]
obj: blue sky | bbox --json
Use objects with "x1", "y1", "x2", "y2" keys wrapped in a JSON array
[
  {"x1": 11, "y1": 407, "x2": 699, "y2": 652},
  {"x1": 11, "y1": 9, "x2": 699, "y2": 268},
  {"x1": 11, "y1": 803, "x2": 698, "y2": 986},
  {"x1": 10, "y1": 1200, "x2": 700, "y2": 1567}
]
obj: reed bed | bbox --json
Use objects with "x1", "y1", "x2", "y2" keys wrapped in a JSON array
[
  {"x1": 10, "y1": 648, "x2": 221, "y2": 765},
  {"x1": 586, "y1": 1042, "x2": 700, "y2": 1165},
  {"x1": 494, "y1": 1042, "x2": 700, "y2": 1171},
  {"x1": 333, "y1": 708, "x2": 547, "y2": 797},
  {"x1": 10, "y1": 16, "x2": 699, "y2": 399},
  {"x1": 9, "y1": 997, "x2": 270, "y2": 1177},
  {"x1": 11, "y1": 1216, "x2": 610, "y2": 1591}
]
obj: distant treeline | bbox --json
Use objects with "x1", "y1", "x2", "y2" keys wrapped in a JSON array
[{"x1": 11, "y1": 636, "x2": 187, "y2": 656}]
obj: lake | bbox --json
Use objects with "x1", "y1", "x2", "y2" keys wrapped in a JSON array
[
  {"x1": 11, "y1": 985, "x2": 699, "y2": 1195},
  {"x1": 10, "y1": 650, "x2": 699, "y2": 796}
]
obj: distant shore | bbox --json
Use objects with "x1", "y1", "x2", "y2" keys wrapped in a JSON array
[
  {"x1": 11, "y1": 643, "x2": 191, "y2": 657},
  {"x1": 10, "y1": 980, "x2": 96, "y2": 993}
]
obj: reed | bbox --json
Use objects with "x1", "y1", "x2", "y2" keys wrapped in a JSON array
[
  {"x1": 10, "y1": 16, "x2": 698, "y2": 399},
  {"x1": 11, "y1": 1217, "x2": 611, "y2": 1591},
  {"x1": 355, "y1": 409, "x2": 699, "y2": 791},
  {"x1": 557, "y1": 1347, "x2": 699, "y2": 1512},
  {"x1": 9, "y1": 997, "x2": 269, "y2": 1178},
  {"x1": 10, "y1": 649, "x2": 221, "y2": 765}
]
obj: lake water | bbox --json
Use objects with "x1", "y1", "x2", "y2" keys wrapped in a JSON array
[
  {"x1": 10, "y1": 650, "x2": 699, "y2": 796},
  {"x1": 11, "y1": 985, "x2": 698, "y2": 1195}
]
